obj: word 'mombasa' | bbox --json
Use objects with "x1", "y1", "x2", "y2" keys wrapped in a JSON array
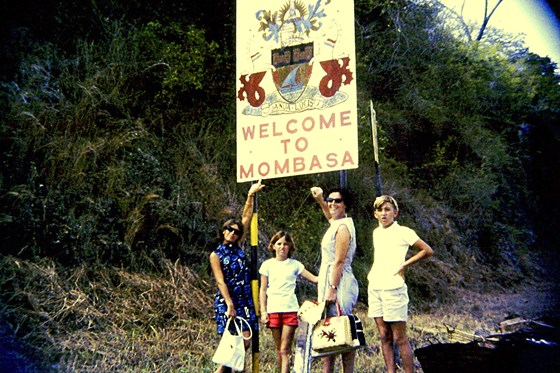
[{"x1": 239, "y1": 151, "x2": 356, "y2": 179}]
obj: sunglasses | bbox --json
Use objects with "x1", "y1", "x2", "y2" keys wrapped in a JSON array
[
  {"x1": 225, "y1": 226, "x2": 241, "y2": 235},
  {"x1": 324, "y1": 197, "x2": 343, "y2": 203}
]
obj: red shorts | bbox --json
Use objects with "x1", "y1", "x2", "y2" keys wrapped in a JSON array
[{"x1": 267, "y1": 312, "x2": 299, "y2": 328}]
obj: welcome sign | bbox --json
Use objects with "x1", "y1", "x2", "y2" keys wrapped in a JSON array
[{"x1": 236, "y1": 0, "x2": 358, "y2": 182}]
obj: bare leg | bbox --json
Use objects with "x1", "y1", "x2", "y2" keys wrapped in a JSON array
[
  {"x1": 341, "y1": 349, "x2": 356, "y2": 372},
  {"x1": 243, "y1": 329, "x2": 252, "y2": 350},
  {"x1": 280, "y1": 325, "x2": 297, "y2": 373},
  {"x1": 242, "y1": 329, "x2": 252, "y2": 372},
  {"x1": 322, "y1": 354, "x2": 335, "y2": 373},
  {"x1": 322, "y1": 350, "x2": 356, "y2": 373},
  {"x1": 391, "y1": 322, "x2": 414, "y2": 373},
  {"x1": 375, "y1": 317, "x2": 396, "y2": 373},
  {"x1": 271, "y1": 327, "x2": 283, "y2": 368}
]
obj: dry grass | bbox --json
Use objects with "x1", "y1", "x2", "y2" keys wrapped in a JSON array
[
  {"x1": 0, "y1": 255, "x2": 558, "y2": 372},
  {"x1": 0, "y1": 256, "x2": 216, "y2": 372}
]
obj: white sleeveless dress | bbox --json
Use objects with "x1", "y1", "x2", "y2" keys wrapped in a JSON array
[{"x1": 317, "y1": 217, "x2": 359, "y2": 315}]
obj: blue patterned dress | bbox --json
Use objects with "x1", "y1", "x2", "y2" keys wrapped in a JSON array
[{"x1": 213, "y1": 243, "x2": 258, "y2": 335}]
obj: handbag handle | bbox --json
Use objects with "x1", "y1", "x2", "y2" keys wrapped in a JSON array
[
  {"x1": 319, "y1": 300, "x2": 344, "y2": 326},
  {"x1": 324, "y1": 300, "x2": 344, "y2": 316},
  {"x1": 335, "y1": 301, "x2": 344, "y2": 316},
  {"x1": 226, "y1": 316, "x2": 253, "y2": 340}
]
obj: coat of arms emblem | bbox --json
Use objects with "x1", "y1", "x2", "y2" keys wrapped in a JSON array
[{"x1": 238, "y1": 0, "x2": 354, "y2": 116}]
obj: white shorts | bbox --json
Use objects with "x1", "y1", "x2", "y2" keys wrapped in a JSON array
[{"x1": 368, "y1": 284, "x2": 409, "y2": 322}]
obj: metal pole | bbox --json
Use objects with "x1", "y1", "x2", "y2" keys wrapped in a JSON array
[
  {"x1": 370, "y1": 100, "x2": 383, "y2": 196},
  {"x1": 339, "y1": 169, "x2": 347, "y2": 189},
  {"x1": 250, "y1": 189, "x2": 260, "y2": 373}
]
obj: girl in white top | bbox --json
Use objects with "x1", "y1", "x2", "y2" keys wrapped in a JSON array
[{"x1": 259, "y1": 231, "x2": 318, "y2": 373}]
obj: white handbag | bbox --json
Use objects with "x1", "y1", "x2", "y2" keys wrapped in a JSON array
[
  {"x1": 297, "y1": 300, "x2": 326, "y2": 324},
  {"x1": 212, "y1": 317, "x2": 252, "y2": 371},
  {"x1": 310, "y1": 301, "x2": 365, "y2": 357}
]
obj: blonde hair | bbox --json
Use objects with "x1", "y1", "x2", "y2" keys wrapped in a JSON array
[{"x1": 373, "y1": 195, "x2": 399, "y2": 212}]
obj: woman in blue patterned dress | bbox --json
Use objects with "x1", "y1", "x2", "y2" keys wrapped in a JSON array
[{"x1": 210, "y1": 180, "x2": 265, "y2": 373}]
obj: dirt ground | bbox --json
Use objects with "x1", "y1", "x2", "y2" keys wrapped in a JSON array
[
  {"x1": 415, "y1": 278, "x2": 560, "y2": 373},
  {"x1": 454, "y1": 280, "x2": 560, "y2": 322}
]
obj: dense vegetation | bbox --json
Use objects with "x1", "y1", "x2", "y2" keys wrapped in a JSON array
[{"x1": 0, "y1": 0, "x2": 558, "y2": 370}]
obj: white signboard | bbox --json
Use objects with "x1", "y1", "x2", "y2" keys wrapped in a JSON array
[{"x1": 236, "y1": 0, "x2": 359, "y2": 182}]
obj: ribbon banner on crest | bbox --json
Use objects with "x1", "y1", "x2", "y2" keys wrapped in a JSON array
[{"x1": 236, "y1": 0, "x2": 359, "y2": 182}]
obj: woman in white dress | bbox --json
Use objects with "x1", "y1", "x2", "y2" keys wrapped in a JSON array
[{"x1": 310, "y1": 186, "x2": 359, "y2": 373}]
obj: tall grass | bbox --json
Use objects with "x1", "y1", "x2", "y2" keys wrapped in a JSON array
[{"x1": 2, "y1": 255, "x2": 548, "y2": 372}]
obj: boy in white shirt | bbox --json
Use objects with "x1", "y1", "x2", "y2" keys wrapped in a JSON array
[
  {"x1": 367, "y1": 196, "x2": 433, "y2": 373},
  {"x1": 259, "y1": 231, "x2": 318, "y2": 373}
]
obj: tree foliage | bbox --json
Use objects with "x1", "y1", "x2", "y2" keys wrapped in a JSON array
[
  {"x1": 0, "y1": 0, "x2": 559, "y2": 286},
  {"x1": 355, "y1": 0, "x2": 558, "y2": 267}
]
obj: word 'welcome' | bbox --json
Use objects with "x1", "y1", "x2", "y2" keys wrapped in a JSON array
[{"x1": 241, "y1": 110, "x2": 352, "y2": 141}]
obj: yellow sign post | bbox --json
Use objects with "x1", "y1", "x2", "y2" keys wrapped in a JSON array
[{"x1": 250, "y1": 191, "x2": 260, "y2": 373}]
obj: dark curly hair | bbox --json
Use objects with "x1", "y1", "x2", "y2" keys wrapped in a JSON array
[{"x1": 325, "y1": 187, "x2": 354, "y2": 212}]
